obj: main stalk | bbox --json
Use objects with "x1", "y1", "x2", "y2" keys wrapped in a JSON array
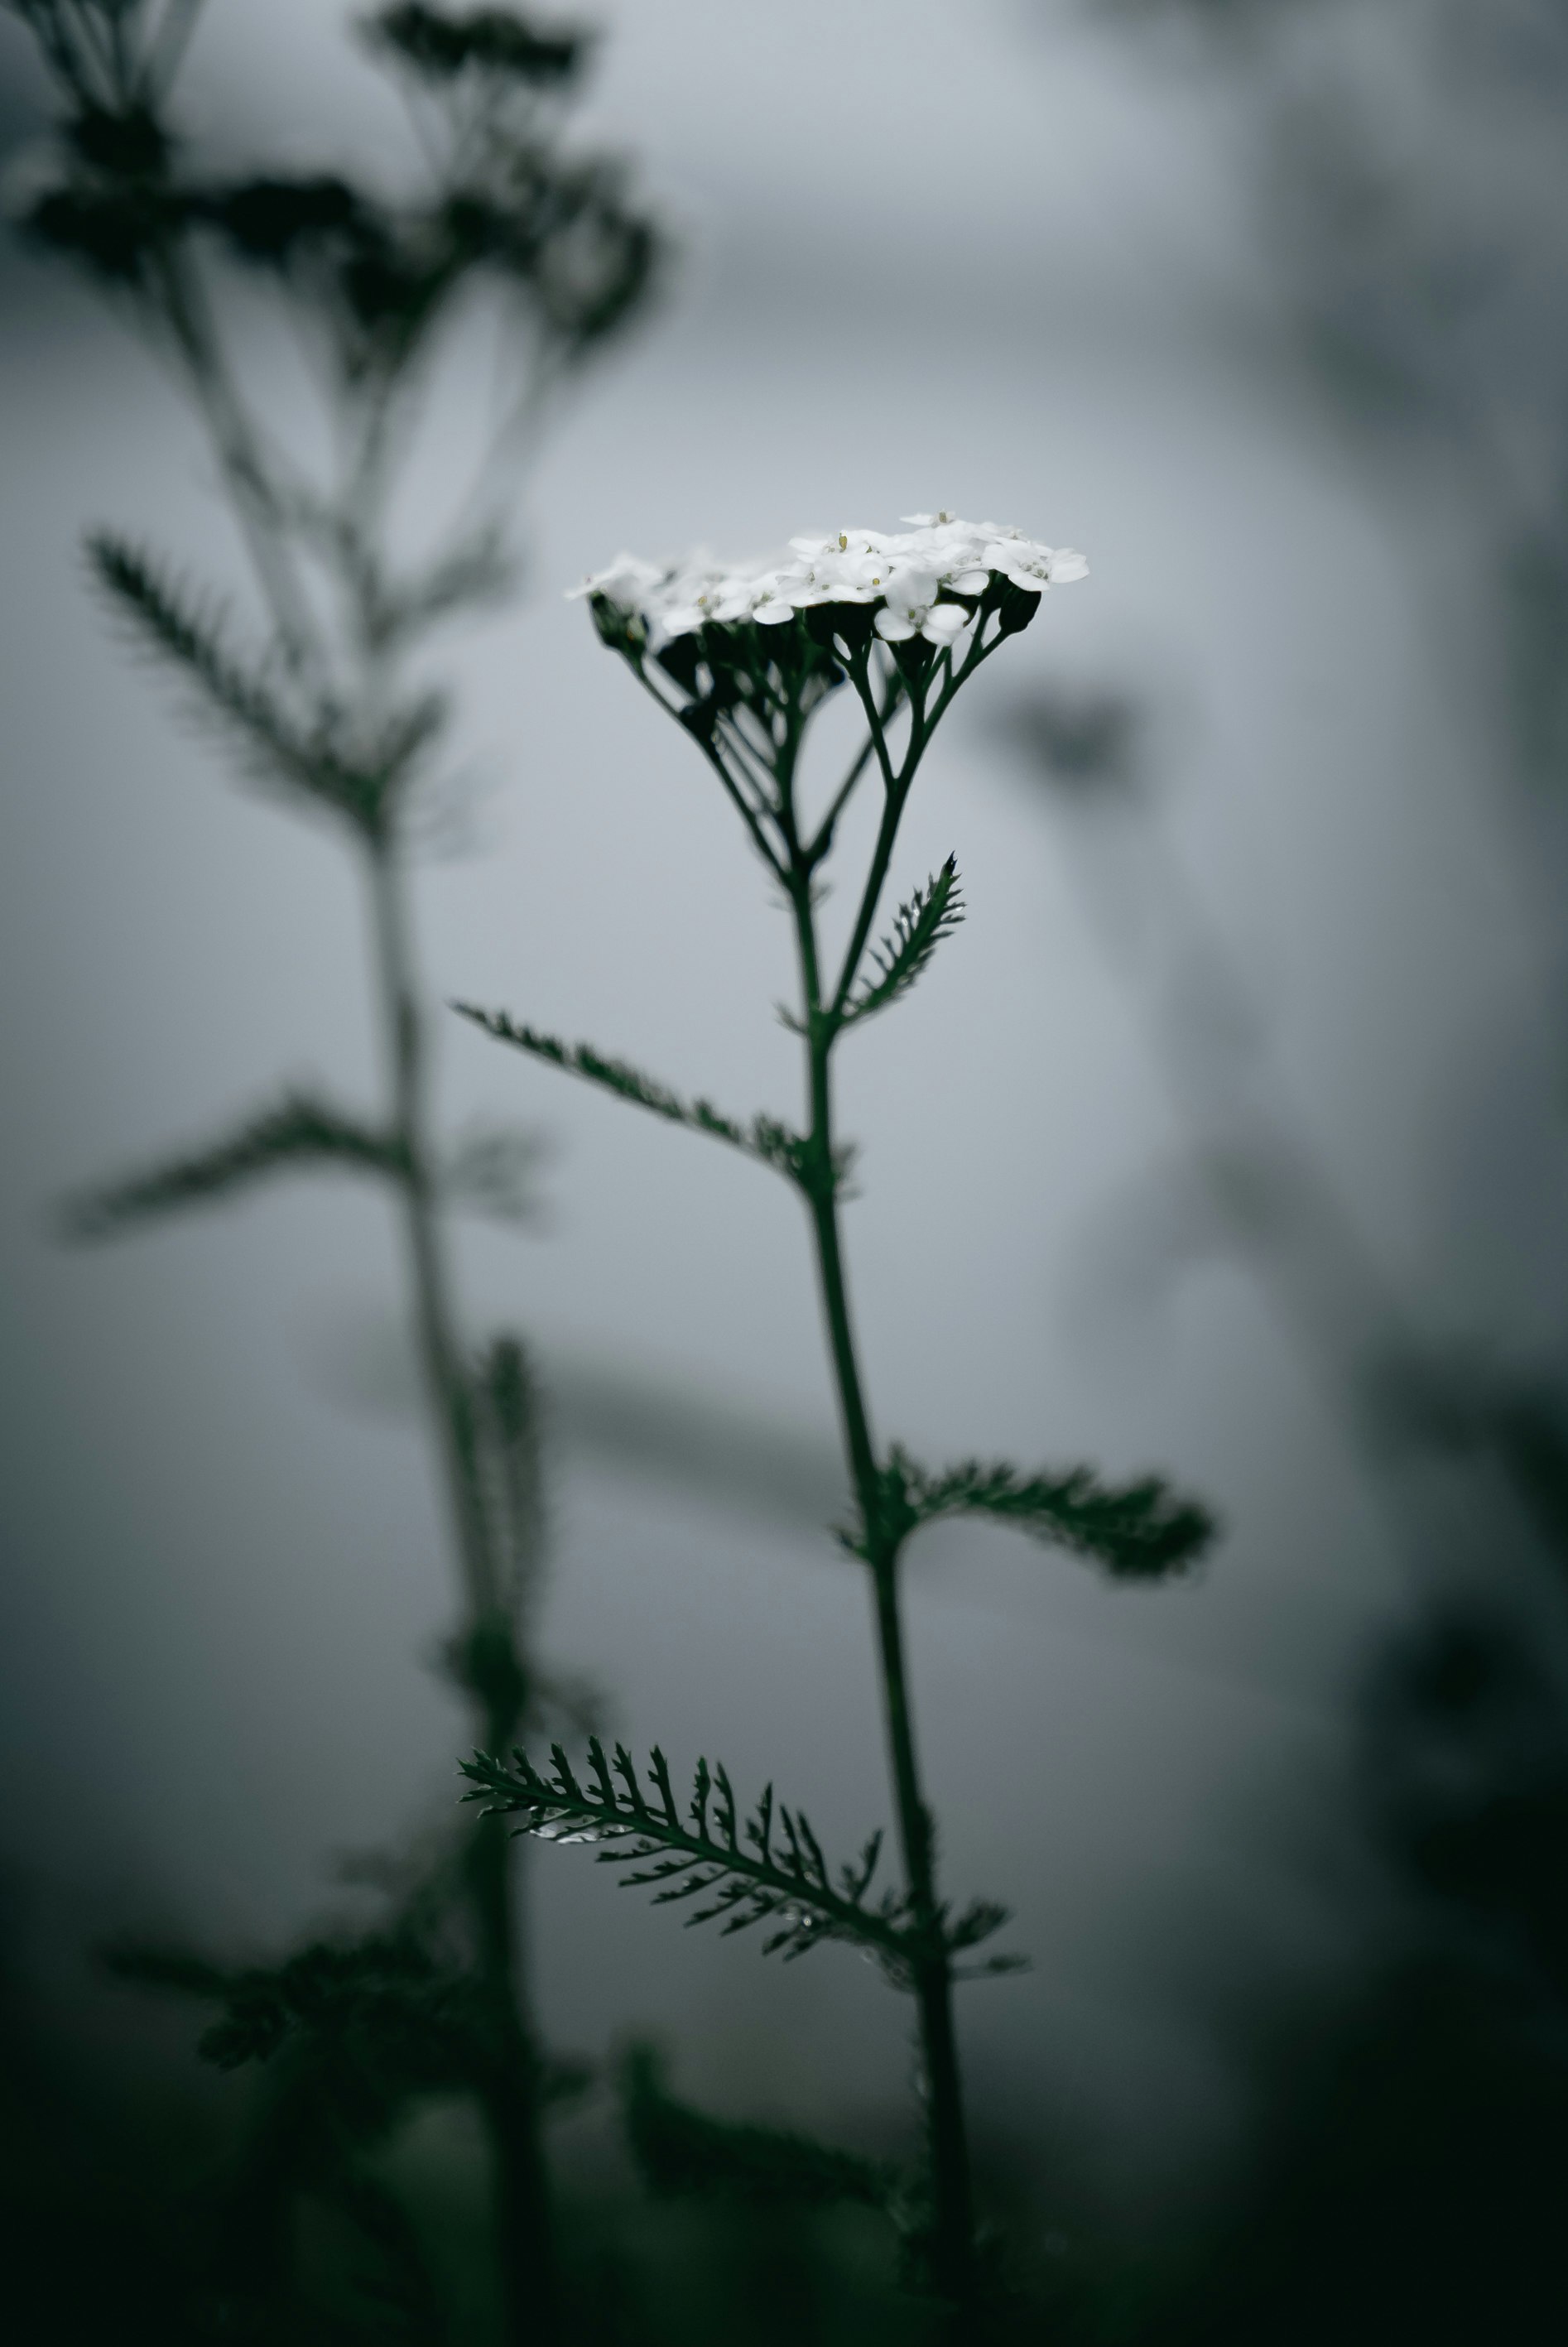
[{"x1": 789, "y1": 873, "x2": 979, "y2": 2306}]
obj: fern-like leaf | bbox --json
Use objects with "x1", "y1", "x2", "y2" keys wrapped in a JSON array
[
  {"x1": 312, "y1": 2168, "x2": 448, "y2": 2345},
  {"x1": 90, "y1": 532, "x2": 318, "y2": 783},
  {"x1": 453, "y1": 1006, "x2": 808, "y2": 1185},
  {"x1": 862, "y1": 1445, "x2": 1217, "y2": 1581},
  {"x1": 619, "y1": 2042, "x2": 896, "y2": 2210},
  {"x1": 60, "y1": 1090, "x2": 405, "y2": 1237},
  {"x1": 843, "y1": 855, "x2": 964, "y2": 1026},
  {"x1": 89, "y1": 533, "x2": 442, "y2": 833},
  {"x1": 462, "y1": 1739, "x2": 922, "y2": 1978},
  {"x1": 105, "y1": 1933, "x2": 482, "y2": 2082}
]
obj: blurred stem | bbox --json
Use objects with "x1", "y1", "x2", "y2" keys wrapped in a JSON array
[
  {"x1": 365, "y1": 842, "x2": 494, "y2": 1614},
  {"x1": 152, "y1": 218, "x2": 560, "y2": 2336},
  {"x1": 363, "y1": 780, "x2": 558, "y2": 2347},
  {"x1": 149, "y1": 246, "x2": 325, "y2": 688},
  {"x1": 785, "y1": 852, "x2": 978, "y2": 2310},
  {"x1": 145, "y1": 0, "x2": 205, "y2": 104}
]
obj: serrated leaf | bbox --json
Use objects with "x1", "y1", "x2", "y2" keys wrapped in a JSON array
[
  {"x1": 60, "y1": 1090, "x2": 405, "y2": 1237},
  {"x1": 89, "y1": 534, "x2": 441, "y2": 834},
  {"x1": 862, "y1": 1445, "x2": 1216, "y2": 1581},
  {"x1": 619, "y1": 2043, "x2": 896, "y2": 2210},
  {"x1": 312, "y1": 2167, "x2": 446, "y2": 2344},
  {"x1": 453, "y1": 1005, "x2": 807, "y2": 1185},
  {"x1": 461, "y1": 1739, "x2": 919, "y2": 1979},
  {"x1": 843, "y1": 855, "x2": 964, "y2": 1027},
  {"x1": 108, "y1": 1931, "x2": 482, "y2": 2087}
]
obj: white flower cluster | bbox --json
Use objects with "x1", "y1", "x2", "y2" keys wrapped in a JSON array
[{"x1": 568, "y1": 512, "x2": 1088, "y2": 649}]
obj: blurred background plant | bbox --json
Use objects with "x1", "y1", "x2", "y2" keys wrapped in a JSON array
[
  {"x1": 2, "y1": 2, "x2": 660, "y2": 2338},
  {"x1": 991, "y1": 1, "x2": 1568, "y2": 2334}
]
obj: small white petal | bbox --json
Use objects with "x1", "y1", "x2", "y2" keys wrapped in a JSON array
[
  {"x1": 568, "y1": 515, "x2": 1085, "y2": 643},
  {"x1": 881, "y1": 568, "x2": 940, "y2": 615},
  {"x1": 565, "y1": 551, "x2": 665, "y2": 604}
]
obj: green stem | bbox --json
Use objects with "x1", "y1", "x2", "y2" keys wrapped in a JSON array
[
  {"x1": 366, "y1": 844, "x2": 493, "y2": 1614},
  {"x1": 367, "y1": 839, "x2": 559, "y2": 2347},
  {"x1": 787, "y1": 871, "x2": 978, "y2": 2306},
  {"x1": 465, "y1": 1815, "x2": 557, "y2": 2347},
  {"x1": 151, "y1": 248, "x2": 325, "y2": 688},
  {"x1": 805, "y1": 661, "x2": 903, "y2": 868},
  {"x1": 830, "y1": 656, "x2": 930, "y2": 1018},
  {"x1": 629, "y1": 661, "x2": 785, "y2": 877},
  {"x1": 145, "y1": 0, "x2": 204, "y2": 104}
]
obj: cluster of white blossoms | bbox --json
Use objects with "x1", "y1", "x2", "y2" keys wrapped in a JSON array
[{"x1": 568, "y1": 513, "x2": 1089, "y2": 649}]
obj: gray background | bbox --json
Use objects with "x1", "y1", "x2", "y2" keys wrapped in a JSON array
[{"x1": 3, "y1": 0, "x2": 1559, "y2": 2221}]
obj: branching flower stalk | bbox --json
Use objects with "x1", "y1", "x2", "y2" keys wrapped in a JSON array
[
  {"x1": 8, "y1": 3, "x2": 659, "y2": 2336},
  {"x1": 462, "y1": 514, "x2": 1216, "y2": 2304}
]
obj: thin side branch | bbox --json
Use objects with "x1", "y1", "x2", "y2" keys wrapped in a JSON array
[
  {"x1": 453, "y1": 1005, "x2": 807, "y2": 1185},
  {"x1": 60, "y1": 1089, "x2": 404, "y2": 1235}
]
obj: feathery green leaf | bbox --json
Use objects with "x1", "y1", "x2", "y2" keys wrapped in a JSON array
[
  {"x1": 461, "y1": 1739, "x2": 921, "y2": 1977},
  {"x1": 842, "y1": 855, "x2": 964, "y2": 1027},
  {"x1": 60, "y1": 1090, "x2": 405, "y2": 1236},
  {"x1": 861, "y1": 1445, "x2": 1217, "y2": 1581},
  {"x1": 619, "y1": 2042, "x2": 897, "y2": 2210},
  {"x1": 453, "y1": 1004, "x2": 809, "y2": 1184},
  {"x1": 89, "y1": 533, "x2": 444, "y2": 833},
  {"x1": 106, "y1": 1933, "x2": 481, "y2": 2082}
]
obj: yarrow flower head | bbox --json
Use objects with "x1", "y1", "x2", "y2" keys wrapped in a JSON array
[
  {"x1": 567, "y1": 512, "x2": 1087, "y2": 652},
  {"x1": 566, "y1": 512, "x2": 1089, "y2": 872}
]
